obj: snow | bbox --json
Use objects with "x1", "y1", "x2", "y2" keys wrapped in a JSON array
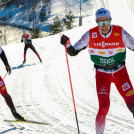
[{"x1": 0, "y1": 0, "x2": 134, "y2": 134}]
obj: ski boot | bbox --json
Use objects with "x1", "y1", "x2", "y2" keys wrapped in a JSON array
[{"x1": 11, "y1": 109, "x2": 25, "y2": 121}]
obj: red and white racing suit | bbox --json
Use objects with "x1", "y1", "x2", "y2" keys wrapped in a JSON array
[
  {"x1": 66, "y1": 25, "x2": 134, "y2": 134},
  {"x1": 21, "y1": 34, "x2": 41, "y2": 61}
]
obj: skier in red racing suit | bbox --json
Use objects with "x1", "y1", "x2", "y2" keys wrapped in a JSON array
[
  {"x1": 21, "y1": 30, "x2": 42, "y2": 64},
  {"x1": 60, "y1": 8, "x2": 134, "y2": 134}
]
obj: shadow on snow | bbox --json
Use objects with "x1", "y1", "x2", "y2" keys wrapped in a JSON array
[
  {"x1": 12, "y1": 62, "x2": 40, "y2": 70},
  {"x1": 0, "y1": 127, "x2": 24, "y2": 134}
]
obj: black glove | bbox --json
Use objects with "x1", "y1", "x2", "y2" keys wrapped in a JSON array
[
  {"x1": 6, "y1": 65, "x2": 11, "y2": 75},
  {"x1": 60, "y1": 35, "x2": 70, "y2": 46}
]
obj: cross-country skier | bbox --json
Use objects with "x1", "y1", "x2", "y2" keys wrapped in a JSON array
[
  {"x1": 60, "y1": 8, "x2": 134, "y2": 134},
  {"x1": 0, "y1": 47, "x2": 25, "y2": 121},
  {"x1": 21, "y1": 30, "x2": 42, "y2": 64}
]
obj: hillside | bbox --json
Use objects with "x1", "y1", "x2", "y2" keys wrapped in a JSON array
[
  {"x1": 0, "y1": 0, "x2": 93, "y2": 32},
  {"x1": 0, "y1": 0, "x2": 134, "y2": 34}
]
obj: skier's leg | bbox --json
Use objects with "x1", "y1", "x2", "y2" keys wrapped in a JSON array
[
  {"x1": 95, "y1": 70, "x2": 111, "y2": 134},
  {"x1": 114, "y1": 66, "x2": 134, "y2": 116},
  {"x1": 1, "y1": 93, "x2": 15, "y2": 110},
  {"x1": 23, "y1": 45, "x2": 28, "y2": 63},
  {"x1": 0, "y1": 76, "x2": 25, "y2": 120},
  {"x1": 30, "y1": 45, "x2": 42, "y2": 62}
]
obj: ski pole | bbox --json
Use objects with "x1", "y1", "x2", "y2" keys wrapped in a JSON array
[
  {"x1": 64, "y1": 46, "x2": 80, "y2": 134},
  {"x1": 3, "y1": 72, "x2": 8, "y2": 80},
  {"x1": 33, "y1": 42, "x2": 45, "y2": 51}
]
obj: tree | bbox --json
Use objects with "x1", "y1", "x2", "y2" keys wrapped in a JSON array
[
  {"x1": 31, "y1": 26, "x2": 42, "y2": 39},
  {"x1": 50, "y1": 16, "x2": 63, "y2": 35},
  {"x1": 39, "y1": 7, "x2": 47, "y2": 22},
  {"x1": 13, "y1": 0, "x2": 19, "y2": 6},
  {"x1": 0, "y1": 17, "x2": 7, "y2": 45},
  {"x1": 63, "y1": 11, "x2": 74, "y2": 30}
]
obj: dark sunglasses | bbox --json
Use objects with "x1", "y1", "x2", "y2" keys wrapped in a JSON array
[{"x1": 97, "y1": 20, "x2": 111, "y2": 26}]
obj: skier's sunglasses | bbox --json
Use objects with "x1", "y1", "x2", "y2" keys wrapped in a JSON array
[{"x1": 97, "y1": 20, "x2": 111, "y2": 27}]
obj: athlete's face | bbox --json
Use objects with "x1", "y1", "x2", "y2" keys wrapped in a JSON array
[{"x1": 96, "y1": 17, "x2": 111, "y2": 35}]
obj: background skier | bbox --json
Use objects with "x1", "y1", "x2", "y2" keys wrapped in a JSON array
[
  {"x1": 60, "y1": 8, "x2": 134, "y2": 134},
  {"x1": 0, "y1": 46, "x2": 25, "y2": 121},
  {"x1": 21, "y1": 30, "x2": 42, "y2": 64}
]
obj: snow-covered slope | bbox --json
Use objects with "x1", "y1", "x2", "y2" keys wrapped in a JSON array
[{"x1": 0, "y1": 23, "x2": 134, "y2": 134}]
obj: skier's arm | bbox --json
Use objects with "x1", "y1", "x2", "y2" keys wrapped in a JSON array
[
  {"x1": 0, "y1": 48, "x2": 11, "y2": 74},
  {"x1": 122, "y1": 29, "x2": 134, "y2": 50},
  {"x1": 21, "y1": 35, "x2": 24, "y2": 42},
  {"x1": 60, "y1": 31, "x2": 89, "y2": 56}
]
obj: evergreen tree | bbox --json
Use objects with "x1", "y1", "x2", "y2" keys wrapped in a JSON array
[
  {"x1": 63, "y1": 11, "x2": 74, "y2": 30},
  {"x1": 50, "y1": 16, "x2": 63, "y2": 35},
  {"x1": 31, "y1": 27, "x2": 42, "y2": 39},
  {"x1": 39, "y1": 7, "x2": 47, "y2": 22}
]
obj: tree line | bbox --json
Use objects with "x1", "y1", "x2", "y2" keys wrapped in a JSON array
[{"x1": 0, "y1": 0, "x2": 75, "y2": 38}]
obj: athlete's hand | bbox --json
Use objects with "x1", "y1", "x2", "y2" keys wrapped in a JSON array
[
  {"x1": 6, "y1": 65, "x2": 11, "y2": 75},
  {"x1": 60, "y1": 35, "x2": 70, "y2": 46}
]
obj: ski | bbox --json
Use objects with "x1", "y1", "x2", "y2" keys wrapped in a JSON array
[{"x1": 4, "y1": 120, "x2": 49, "y2": 125}]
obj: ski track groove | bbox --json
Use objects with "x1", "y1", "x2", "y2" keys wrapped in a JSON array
[
  {"x1": 7, "y1": 45, "x2": 82, "y2": 134},
  {"x1": 40, "y1": 46, "x2": 87, "y2": 134}
]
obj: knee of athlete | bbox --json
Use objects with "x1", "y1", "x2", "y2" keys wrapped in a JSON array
[
  {"x1": 98, "y1": 105, "x2": 110, "y2": 115},
  {"x1": 126, "y1": 95, "x2": 134, "y2": 113},
  {"x1": 127, "y1": 102, "x2": 134, "y2": 114},
  {"x1": 1, "y1": 91, "x2": 9, "y2": 98}
]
